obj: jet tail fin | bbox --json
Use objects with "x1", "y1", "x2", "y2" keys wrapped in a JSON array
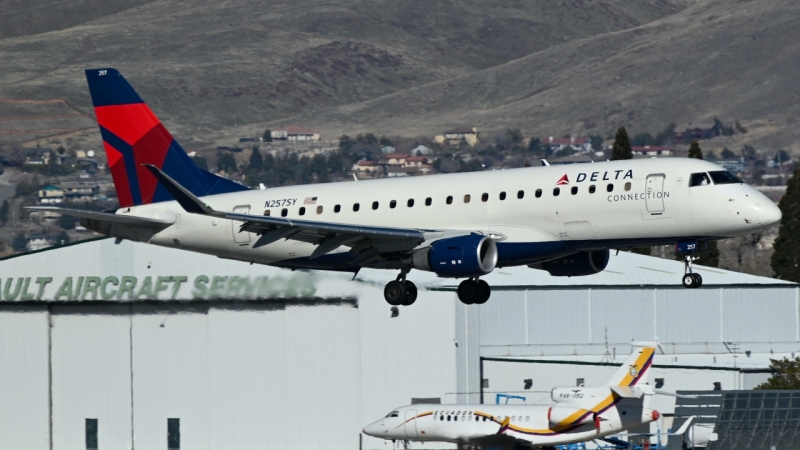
[
  {"x1": 85, "y1": 68, "x2": 248, "y2": 207},
  {"x1": 605, "y1": 342, "x2": 656, "y2": 388}
]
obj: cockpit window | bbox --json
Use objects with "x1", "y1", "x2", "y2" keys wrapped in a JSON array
[
  {"x1": 689, "y1": 172, "x2": 711, "y2": 187},
  {"x1": 709, "y1": 170, "x2": 743, "y2": 185},
  {"x1": 385, "y1": 411, "x2": 399, "y2": 418}
]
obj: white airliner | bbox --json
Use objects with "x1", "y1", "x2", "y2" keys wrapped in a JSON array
[
  {"x1": 363, "y1": 344, "x2": 694, "y2": 448},
  {"x1": 32, "y1": 69, "x2": 782, "y2": 305}
]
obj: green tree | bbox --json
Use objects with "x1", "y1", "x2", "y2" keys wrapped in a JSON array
[
  {"x1": 505, "y1": 128, "x2": 523, "y2": 144},
  {"x1": 11, "y1": 232, "x2": 27, "y2": 252},
  {"x1": 632, "y1": 132, "x2": 655, "y2": 146},
  {"x1": 0, "y1": 199, "x2": 9, "y2": 225},
  {"x1": 262, "y1": 129, "x2": 273, "y2": 142},
  {"x1": 528, "y1": 137, "x2": 542, "y2": 155},
  {"x1": 379, "y1": 136, "x2": 393, "y2": 147},
  {"x1": 688, "y1": 140, "x2": 703, "y2": 159},
  {"x1": 59, "y1": 214, "x2": 77, "y2": 230},
  {"x1": 756, "y1": 357, "x2": 800, "y2": 390},
  {"x1": 735, "y1": 121, "x2": 747, "y2": 134},
  {"x1": 771, "y1": 166, "x2": 800, "y2": 281},
  {"x1": 721, "y1": 147, "x2": 736, "y2": 159},
  {"x1": 611, "y1": 127, "x2": 633, "y2": 160},
  {"x1": 216, "y1": 153, "x2": 238, "y2": 173},
  {"x1": 248, "y1": 147, "x2": 263, "y2": 173},
  {"x1": 191, "y1": 155, "x2": 209, "y2": 171},
  {"x1": 589, "y1": 135, "x2": 604, "y2": 152}
]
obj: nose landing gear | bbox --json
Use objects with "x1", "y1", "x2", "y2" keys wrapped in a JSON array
[
  {"x1": 457, "y1": 278, "x2": 491, "y2": 304},
  {"x1": 383, "y1": 271, "x2": 417, "y2": 306},
  {"x1": 681, "y1": 254, "x2": 703, "y2": 289}
]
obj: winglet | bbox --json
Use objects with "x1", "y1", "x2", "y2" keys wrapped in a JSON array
[{"x1": 143, "y1": 164, "x2": 220, "y2": 216}]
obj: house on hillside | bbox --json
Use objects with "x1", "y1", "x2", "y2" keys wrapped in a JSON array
[
  {"x1": 37, "y1": 185, "x2": 65, "y2": 204},
  {"x1": 674, "y1": 123, "x2": 716, "y2": 142},
  {"x1": 271, "y1": 126, "x2": 320, "y2": 142},
  {"x1": 58, "y1": 183, "x2": 99, "y2": 202},
  {"x1": 25, "y1": 148, "x2": 53, "y2": 165},
  {"x1": 380, "y1": 153, "x2": 409, "y2": 167},
  {"x1": 632, "y1": 146, "x2": 673, "y2": 156},
  {"x1": 27, "y1": 234, "x2": 53, "y2": 251},
  {"x1": 410, "y1": 145, "x2": 433, "y2": 156},
  {"x1": 546, "y1": 137, "x2": 592, "y2": 153},
  {"x1": 380, "y1": 146, "x2": 396, "y2": 154},
  {"x1": 353, "y1": 160, "x2": 383, "y2": 177},
  {"x1": 435, "y1": 127, "x2": 479, "y2": 146}
]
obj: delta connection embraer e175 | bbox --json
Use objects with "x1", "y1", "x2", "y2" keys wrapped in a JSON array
[
  {"x1": 363, "y1": 345, "x2": 694, "y2": 449},
  {"x1": 31, "y1": 68, "x2": 782, "y2": 306}
]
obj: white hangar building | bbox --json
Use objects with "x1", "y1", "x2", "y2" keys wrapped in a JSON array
[{"x1": 0, "y1": 238, "x2": 796, "y2": 450}]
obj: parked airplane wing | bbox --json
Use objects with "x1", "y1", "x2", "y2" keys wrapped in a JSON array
[
  {"x1": 26, "y1": 206, "x2": 175, "y2": 228},
  {"x1": 143, "y1": 164, "x2": 430, "y2": 256}
]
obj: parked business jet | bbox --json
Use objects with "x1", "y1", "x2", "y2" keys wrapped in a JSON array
[
  {"x1": 31, "y1": 69, "x2": 781, "y2": 305},
  {"x1": 363, "y1": 344, "x2": 693, "y2": 449}
]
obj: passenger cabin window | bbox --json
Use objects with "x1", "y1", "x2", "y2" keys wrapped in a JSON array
[
  {"x1": 425, "y1": 197, "x2": 432, "y2": 206},
  {"x1": 281, "y1": 208, "x2": 288, "y2": 217},
  {"x1": 464, "y1": 194, "x2": 471, "y2": 203},
  {"x1": 316, "y1": 206, "x2": 323, "y2": 214},
  {"x1": 571, "y1": 186, "x2": 578, "y2": 195},
  {"x1": 372, "y1": 201, "x2": 379, "y2": 210},
  {"x1": 517, "y1": 190, "x2": 524, "y2": 199},
  {"x1": 334, "y1": 204, "x2": 341, "y2": 213},
  {"x1": 299, "y1": 207, "x2": 306, "y2": 216},
  {"x1": 482, "y1": 193, "x2": 488, "y2": 202},
  {"x1": 408, "y1": 199, "x2": 415, "y2": 207},
  {"x1": 499, "y1": 191, "x2": 506, "y2": 200},
  {"x1": 553, "y1": 187, "x2": 560, "y2": 196},
  {"x1": 709, "y1": 170, "x2": 743, "y2": 184},
  {"x1": 535, "y1": 189, "x2": 542, "y2": 198},
  {"x1": 589, "y1": 185, "x2": 596, "y2": 194},
  {"x1": 607, "y1": 183, "x2": 614, "y2": 192},
  {"x1": 625, "y1": 182, "x2": 632, "y2": 191},
  {"x1": 390, "y1": 200, "x2": 397, "y2": 208},
  {"x1": 353, "y1": 203, "x2": 360, "y2": 212},
  {"x1": 264, "y1": 210, "x2": 270, "y2": 216},
  {"x1": 446, "y1": 196, "x2": 453, "y2": 204}
]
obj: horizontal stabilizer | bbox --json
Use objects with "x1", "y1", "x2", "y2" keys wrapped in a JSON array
[
  {"x1": 610, "y1": 385, "x2": 644, "y2": 398},
  {"x1": 27, "y1": 206, "x2": 174, "y2": 228}
]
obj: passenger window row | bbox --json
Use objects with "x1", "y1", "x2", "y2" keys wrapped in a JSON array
[
  {"x1": 433, "y1": 414, "x2": 531, "y2": 422},
  {"x1": 264, "y1": 183, "x2": 629, "y2": 217}
]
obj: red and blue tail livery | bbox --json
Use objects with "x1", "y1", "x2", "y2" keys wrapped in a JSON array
[{"x1": 85, "y1": 68, "x2": 248, "y2": 208}]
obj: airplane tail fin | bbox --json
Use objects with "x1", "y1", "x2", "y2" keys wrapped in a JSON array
[
  {"x1": 85, "y1": 68, "x2": 248, "y2": 208},
  {"x1": 605, "y1": 342, "x2": 656, "y2": 388}
]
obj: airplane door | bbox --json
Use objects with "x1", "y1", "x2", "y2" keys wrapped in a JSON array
[
  {"x1": 231, "y1": 205, "x2": 252, "y2": 244},
  {"x1": 645, "y1": 174, "x2": 666, "y2": 214},
  {"x1": 404, "y1": 410, "x2": 419, "y2": 438}
]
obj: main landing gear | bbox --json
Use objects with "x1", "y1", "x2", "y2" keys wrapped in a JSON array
[
  {"x1": 681, "y1": 253, "x2": 703, "y2": 289},
  {"x1": 384, "y1": 271, "x2": 417, "y2": 306},
  {"x1": 457, "y1": 278, "x2": 490, "y2": 305}
]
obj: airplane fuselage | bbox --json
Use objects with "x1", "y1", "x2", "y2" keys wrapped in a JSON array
[{"x1": 122, "y1": 158, "x2": 779, "y2": 272}]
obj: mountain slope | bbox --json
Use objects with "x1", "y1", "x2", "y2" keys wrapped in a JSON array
[
  {"x1": 0, "y1": 0, "x2": 687, "y2": 137},
  {"x1": 273, "y1": 0, "x2": 800, "y2": 150}
]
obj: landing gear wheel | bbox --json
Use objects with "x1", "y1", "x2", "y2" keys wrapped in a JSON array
[
  {"x1": 475, "y1": 279, "x2": 491, "y2": 304},
  {"x1": 384, "y1": 280, "x2": 407, "y2": 306},
  {"x1": 403, "y1": 281, "x2": 417, "y2": 306},
  {"x1": 682, "y1": 274, "x2": 696, "y2": 289},
  {"x1": 692, "y1": 273, "x2": 703, "y2": 288},
  {"x1": 457, "y1": 280, "x2": 481, "y2": 305}
]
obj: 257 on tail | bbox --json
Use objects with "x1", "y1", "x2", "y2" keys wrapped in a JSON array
[{"x1": 30, "y1": 69, "x2": 782, "y2": 305}]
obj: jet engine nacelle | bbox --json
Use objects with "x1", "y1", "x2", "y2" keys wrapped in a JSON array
[
  {"x1": 537, "y1": 250, "x2": 610, "y2": 277},
  {"x1": 547, "y1": 406, "x2": 596, "y2": 428},
  {"x1": 412, "y1": 234, "x2": 498, "y2": 277}
]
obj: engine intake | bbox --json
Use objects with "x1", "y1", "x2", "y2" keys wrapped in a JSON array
[
  {"x1": 412, "y1": 234, "x2": 498, "y2": 277},
  {"x1": 538, "y1": 250, "x2": 609, "y2": 277}
]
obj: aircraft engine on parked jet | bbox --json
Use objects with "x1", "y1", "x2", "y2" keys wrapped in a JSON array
[
  {"x1": 412, "y1": 234, "x2": 498, "y2": 277},
  {"x1": 530, "y1": 250, "x2": 610, "y2": 277}
]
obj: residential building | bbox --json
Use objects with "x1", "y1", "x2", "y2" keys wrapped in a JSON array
[
  {"x1": 353, "y1": 160, "x2": 383, "y2": 176},
  {"x1": 37, "y1": 185, "x2": 65, "y2": 204},
  {"x1": 546, "y1": 136, "x2": 592, "y2": 153},
  {"x1": 632, "y1": 145, "x2": 673, "y2": 156},
  {"x1": 271, "y1": 126, "x2": 320, "y2": 141},
  {"x1": 26, "y1": 234, "x2": 53, "y2": 251},
  {"x1": 435, "y1": 127, "x2": 479, "y2": 146}
]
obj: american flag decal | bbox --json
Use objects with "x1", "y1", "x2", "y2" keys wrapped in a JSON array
[{"x1": 303, "y1": 197, "x2": 317, "y2": 205}]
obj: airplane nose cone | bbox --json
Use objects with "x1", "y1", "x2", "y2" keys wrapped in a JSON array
[
  {"x1": 760, "y1": 201, "x2": 782, "y2": 227},
  {"x1": 362, "y1": 421, "x2": 381, "y2": 437}
]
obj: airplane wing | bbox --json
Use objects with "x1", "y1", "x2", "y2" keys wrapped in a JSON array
[
  {"x1": 26, "y1": 206, "x2": 175, "y2": 228},
  {"x1": 143, "y1": 164, "x2": 452, "y2": 262}
]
